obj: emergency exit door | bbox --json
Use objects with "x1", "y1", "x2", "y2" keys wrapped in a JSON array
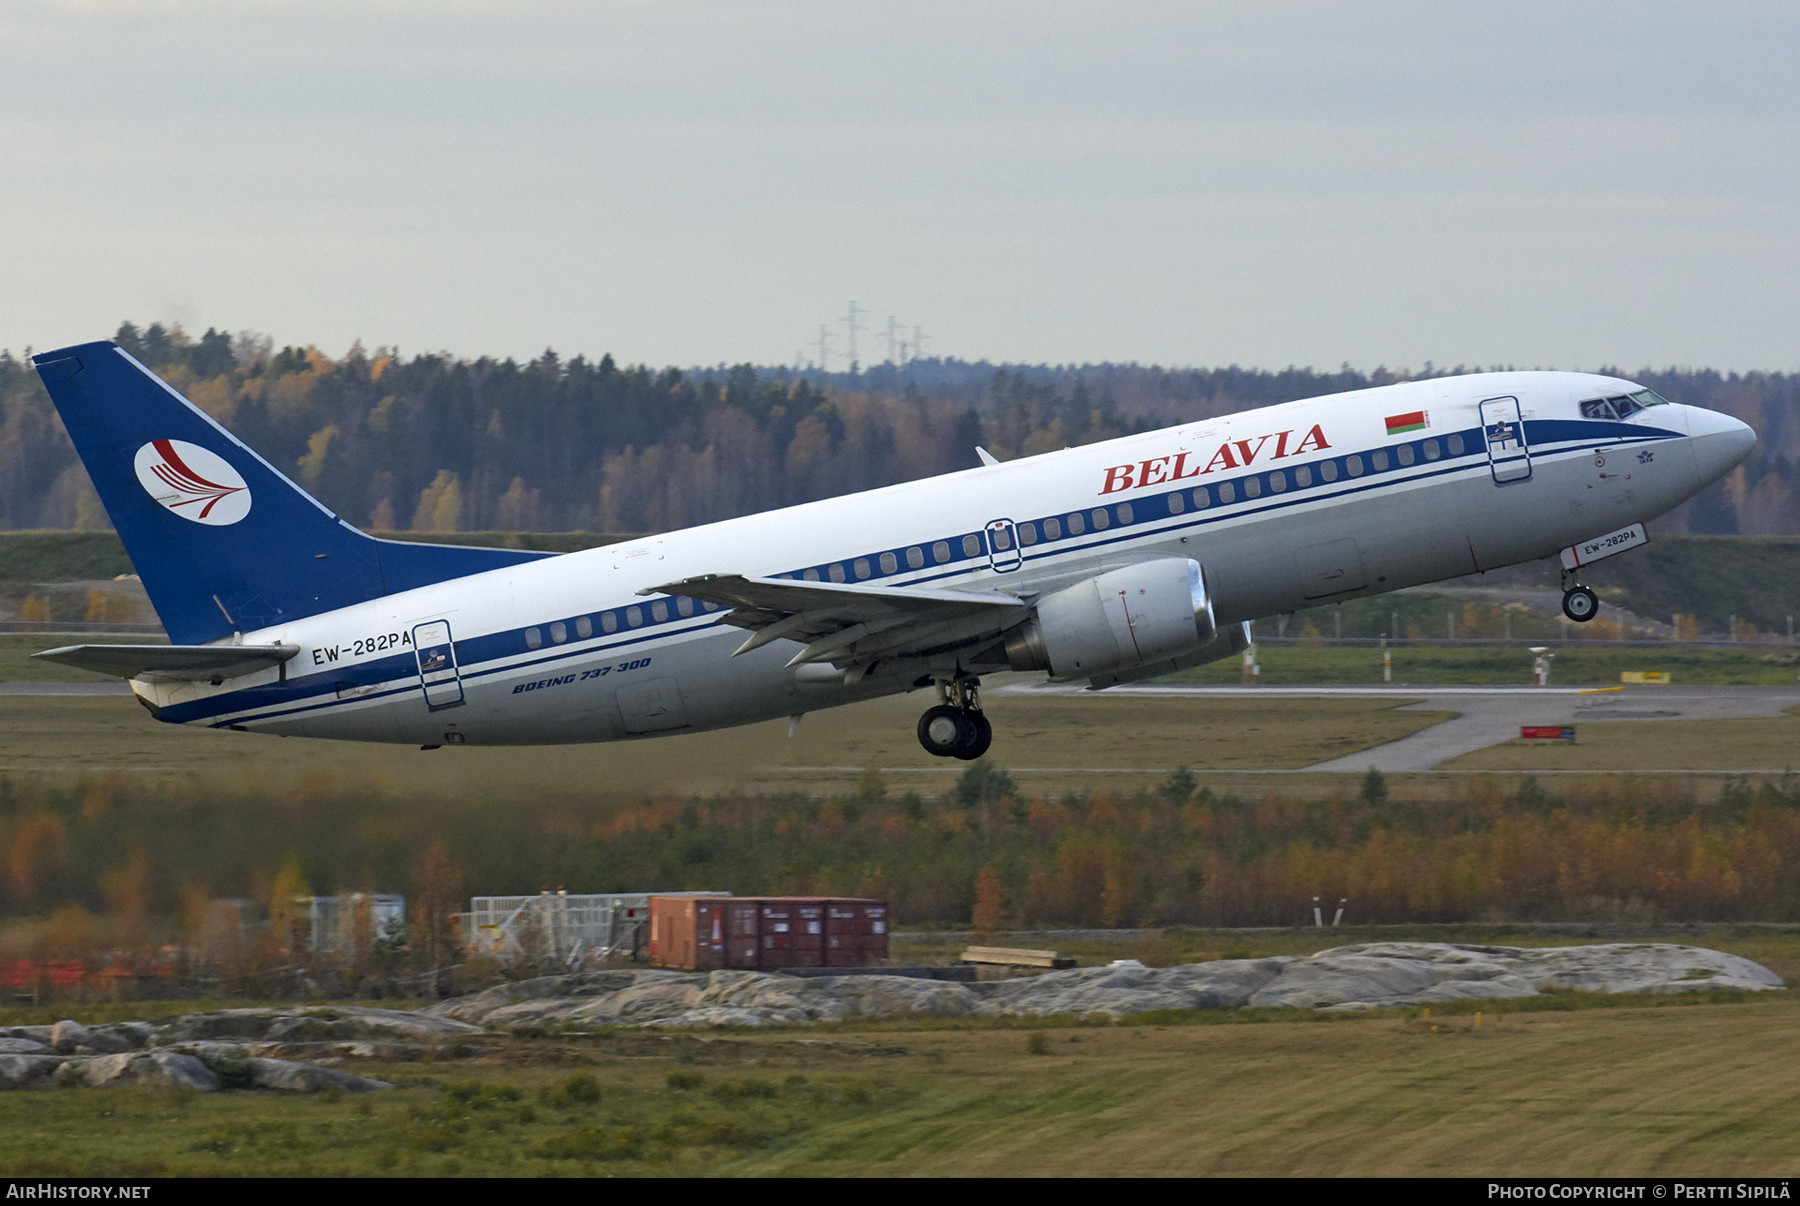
[
  {"x1": 1479, "y1": 396, "x2": 1533, "y2": 484},
  {"x1": 412, "y1": 621, "x2": 465, "y2": 710}
]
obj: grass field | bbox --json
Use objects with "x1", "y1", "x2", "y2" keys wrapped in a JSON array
[
  {"x1": 1445, "y1": 708, "x2": 1800, "y2": 773},
  {"x1": 0, "y1": 691, "x2": 1451, "y2": 798},
  {"x1": 2, "y1": 981, "x2": 1795, "y2": 1176}
]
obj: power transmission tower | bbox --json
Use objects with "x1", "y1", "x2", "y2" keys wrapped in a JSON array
[
  {"x1": 912, "y1": 326, "x2": 930, "y2": 361},
  {"x1": 844, "y1": 301, "x2": 865, "y2": 368},
  {"x1": 885, "y1": 315, "x2": 900, "y2": 364},
  {"x1": 811, "y1": 324, "x2": 833, "y2": 373}
]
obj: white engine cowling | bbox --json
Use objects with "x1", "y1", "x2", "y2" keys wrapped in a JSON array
[{"x1": 1004, "y1": 558, "x2": 1217, "y2": 681}]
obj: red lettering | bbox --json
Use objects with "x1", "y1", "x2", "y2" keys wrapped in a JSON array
[
  {"x1": 1101, "y1": 464, "x2": 1136, "y2": 494},
  {"x1": 1201, "y1": 444, "x2": 1239, "y2": 474},
  {"x1": 1138, "y1": 456, "x2": 1172, "y2": 487},
  {"x1": 1291, "y1": 424, "x2": 1331, "y2": 455},
  {"x1": 1171, "y1": 451, "x2": 1202, "y2": 480},
  {"x1": 1273, "y1": 430, "x2": 1293, "y2": 458},
  {"x1": 1232, "y1": 435, "x2": 1272, "y2": 465}
]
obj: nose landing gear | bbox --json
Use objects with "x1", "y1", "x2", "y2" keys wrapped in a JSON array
[
  {"x1": 1561, "y1": 570, "x2": 1600, "y2": 623},
  {"x1": 917, "y1": 677, "x2": 992, "y2": 760}
]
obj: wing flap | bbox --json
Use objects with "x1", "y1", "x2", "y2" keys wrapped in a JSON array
[
  {"x1": 33, "y1": 643, "x2": 300, "y2": 683},
  {"x1": 646, "y1": 573, "x2": 1031, "y2": 666}
]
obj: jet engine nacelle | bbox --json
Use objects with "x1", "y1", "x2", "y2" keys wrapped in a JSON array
[{"x1": 1004, "y1": 557, "x2": 1217, "y2": 681}]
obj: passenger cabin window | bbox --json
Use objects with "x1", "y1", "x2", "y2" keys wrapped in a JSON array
[
  {"x1": 1090, "y1": 508, "x2": 1109, "y2": 530},
  {"x1": 962, "y1": 534, "x2": 982, "y2": 557},
  {"x1": 652, "y1": 601, "x2": 668, "y2": 622},
  {"x1": 1447, "y1": 434, "x2": 1465, "y2": 456},
  {"x1": 1019, "y1": 522, "x2": 1039, "y2": 545},
  {"x1": 601, "y1": 613, "x2": 618, "y2": 633},
  {"x1": 1269, "y1": 470, "x2": 1287, "y2": 492},
  {"x1": 550, "y1": 621, "x2": 567, "y2": 644},
  {"x1": 991, "y1": 526, "x2": 1012, "y2": 551},
  {"x1": 828, "y1": 563, "x2": 846, "y2": 583},
  {"x1": 1346, "y1": 455, "x2": 1364, "y2": 476},
  {"x1": 906, "y1": 547, "x2": 925, "y2": 569},
  {"x1": 1295, "y1": 464, "x2": 1312, "y2": 488},
  {"x1": 1044, "y1": 517, "x2": 1062, "y2": 539},
  {"x1": 854, "y1": 558, "x2": 871, "y2": 579},
  {"x1": 1216, "y1": 481, "x2": 1235, "y2": 503},
  {"x1": 525, "y1": 627, "x2": 542, "y2": 649},
  {"x1": 1242, "y1": 477, "x2": 1261, "y2": 499},
  {"x1": 1397, "y1": 445, "x2": 1415, "y2": 466},
  {"x1": 576, "y1": 616, "x2": 593, "y2": 639},
  {"x1": 1320, "y1": 461, "x2": 1338, "y2": 482},
  {"x1": 1193, "y1": 486, "x2": 1211, "y2": 508},
  {"x1": 803, "y1": 568, "x2": 820, "y2": 581},
  {"x1": 1423, "y1": 439, "x2": 1440, "y2": 460},
  {"x1": 626, "y1": 606, "x2": 643, "y2": 627},
  {"x1": 1067, "y1": 513, "x2": 1085, "y2": 535},
  {"x1": 676, "y1": 597, "x2": 694, "y2": 617},
  {"x1": 1116, "y1": 502, "x2": 1134, "y2": 524},
  {"x1": 880, "y1": 551, "x2": 898, "y2": 573},
  {"x1": 932, "y1": 540, "x2": 951, "y2": 563},
  {"x1": 1372, "y1": 450, "x2": 1390, "y2": 472},
  {"x1": 1167, "y1": 492, "x2": 1185, "y2": 514}
]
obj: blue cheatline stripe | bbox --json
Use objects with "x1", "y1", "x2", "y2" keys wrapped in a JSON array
[{"x1": 178, "y1": 420, "x2": 1679, "y2": 729}]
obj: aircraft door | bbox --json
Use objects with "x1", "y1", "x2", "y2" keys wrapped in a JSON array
[
  {"x1": 412, "y1": 621, "x2": 465, "y2": 710},
  {"x1": 1479, "y1": 396, "x2": 1532, "y2": 484},
  {"x1": 985, "y1": 519, "x2": 1022, "y2": 572}
]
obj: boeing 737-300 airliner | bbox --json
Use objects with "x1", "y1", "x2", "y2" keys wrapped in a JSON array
[{"x1": 29, "y1": 342, "x2": 1755, "y2": 759}]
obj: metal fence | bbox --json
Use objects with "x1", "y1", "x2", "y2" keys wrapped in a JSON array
[{"x1": 462, "y1": 890, "x2": 729, "y2": 968}]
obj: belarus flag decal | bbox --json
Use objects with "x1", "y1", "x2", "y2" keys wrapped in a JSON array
[
  {"x1": 133, "y1": 439, "x2": 252, "y2": 525},
  {"x1": 1384, "y1": 410, "x2": 1429, "y2": 435}
]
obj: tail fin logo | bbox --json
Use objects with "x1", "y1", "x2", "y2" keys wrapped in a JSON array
[{"x1": 133, "y1": 440, "x2": 252, "y2": 525}]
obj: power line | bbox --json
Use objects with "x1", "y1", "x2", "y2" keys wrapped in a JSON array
[{"x1": 811, "y1": 324, "x2": 833, "y2": 373}]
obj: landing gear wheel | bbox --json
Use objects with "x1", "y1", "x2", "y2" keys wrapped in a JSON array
[
  {"x1": 918, "y1": 705, "x2": 974, "y2": 758},
  {"x1": 954, "y1": 711, "x2": 993, "y2": 761},
  {"x1": 1562, "y1": 585, "x2": 1600, "y2": 623}
]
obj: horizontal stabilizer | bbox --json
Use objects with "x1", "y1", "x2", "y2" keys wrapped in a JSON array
[{"x1": 33, "y1": 643, "x2": 300, "y2": 683}]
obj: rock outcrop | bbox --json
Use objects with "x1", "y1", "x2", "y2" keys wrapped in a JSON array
[
  {"x1": 0, "y1": 1006, "x2": 471, "y2": 1093},
  {"x1": 430, "y1": 942, "x2": 1784, "y2": 1028}
]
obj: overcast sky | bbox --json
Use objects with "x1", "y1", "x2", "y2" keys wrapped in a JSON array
[{"x1": 3, "y1": 1, "x2": 1796, "y2": 372}]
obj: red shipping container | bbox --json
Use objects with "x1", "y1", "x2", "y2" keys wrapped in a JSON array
[
  {"x1": 759, "y1": 900, "x2": 795, "y2": 965},
  {"x1": 648, "y1": 896, "x2": 731, "y2": 970},
  {"x1": 856, "y1": 901, "x2": 889, "y2": 964},
  {"x1": 725, "y1": 899, "x2": 761, "y2": 969},
  {"x1": 825, "y1": 902, "x2": 862, "y2": 967}
]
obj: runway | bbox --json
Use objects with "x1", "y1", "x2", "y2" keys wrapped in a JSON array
[{"x1": 1000, "y1": 682, "x2": 1800, "y2": 772}]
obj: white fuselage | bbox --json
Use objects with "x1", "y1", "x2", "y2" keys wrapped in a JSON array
[{"x1": 133, "y1": 371, "x2": 1752, "y2": 745}]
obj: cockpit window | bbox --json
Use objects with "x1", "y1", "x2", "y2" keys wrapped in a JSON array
[
  {"x1": 1628, "y1": 389, "x2": 1669, "y2": 409},
  {"x1": 1580, "y1": 398, "x2": 1619, "y2": 420}
]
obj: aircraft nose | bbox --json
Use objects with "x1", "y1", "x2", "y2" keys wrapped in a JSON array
[{"x1": 1686, "y1": 407, "x2": 1757, "y2": 487}]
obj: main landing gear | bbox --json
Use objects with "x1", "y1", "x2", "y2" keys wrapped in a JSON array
[
  {"x1": 1561, "y1": 570, "x2": 1599, "y2": 623},
  {"x1": 917, "y1": 677, "x2": 992, "y2": 760}
]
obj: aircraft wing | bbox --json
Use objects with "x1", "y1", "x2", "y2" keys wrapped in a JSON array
[
  {"x1": 643, "y1": 573, "x2": 1032, "y2": 667},
  {"x1": 33, "y1": 643, "x2": 301, "y2": 683}
]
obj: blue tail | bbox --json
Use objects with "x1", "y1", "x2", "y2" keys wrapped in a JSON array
[{"x1": 34, "y1": 341, "x2": 551, "y2": 645}]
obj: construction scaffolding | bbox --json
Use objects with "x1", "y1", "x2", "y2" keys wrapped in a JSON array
[{"x1": 463, "y1": 890, "x2": 728, "y2": 969}]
